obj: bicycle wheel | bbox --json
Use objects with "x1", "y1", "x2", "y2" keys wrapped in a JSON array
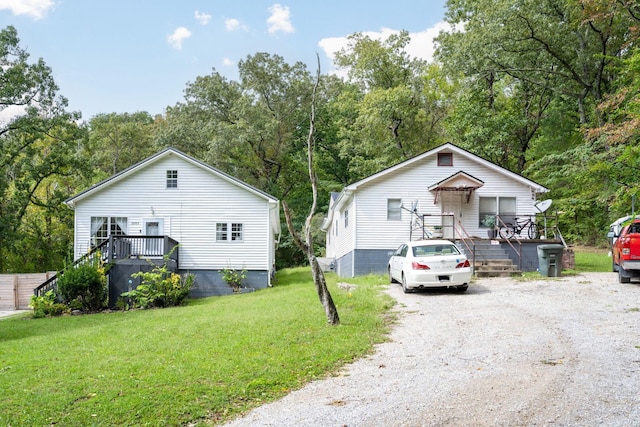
[
  {"x1": 499, "y1": 223, "x2": 515, "y2": 239},
  {"x1": 527, "y1": 223, "x2": 538, "y2": 239}
]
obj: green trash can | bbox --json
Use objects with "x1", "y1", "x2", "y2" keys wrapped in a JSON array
[{"x1": 537, "y1": 244, "x2": 565, "y2": 277}]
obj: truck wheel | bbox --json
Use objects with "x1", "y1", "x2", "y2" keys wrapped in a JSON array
[{"x1": 618, "y1": 266, "x2": 631, "y2": 284}]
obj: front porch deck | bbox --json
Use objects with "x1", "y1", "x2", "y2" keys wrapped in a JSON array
[{"x1": 34, "y1": 235, "x2": 179, "y2": 298}]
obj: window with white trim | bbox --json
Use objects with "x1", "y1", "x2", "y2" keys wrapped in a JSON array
[
  {"x1": 438, "y1": 152, "x2": 453, "y2": 166},
  {"x1": 166, "y1": 170, "x2": 178, "y2": 188},
  {"x1": 344, "y1": 209, "x2": 349, "y2": 228},
  {"x1": 231, "y1": 223, "x2": 243, "y2": 241},
  {"x1": 479, "y1": 197, "x2": 516, "y2": 226},
  {"x1": 90, "y1": 217, "x2": 127, "y2": 247},
  {"x1": 216, "y1": 222, "x2": 243, "y2": 242},
  {"x1": 387, "y1": 199, "x2": 402, "y2": 220}
]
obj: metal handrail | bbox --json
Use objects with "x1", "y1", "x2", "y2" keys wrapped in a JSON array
[
  {"x1": 496, "y1": 215, "x2": 522, "y2": 271},
  {"x1": 455, "y1": 220, "x2": 476, "y2": 275}
]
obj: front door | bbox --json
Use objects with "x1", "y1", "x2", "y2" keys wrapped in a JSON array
[
  {"x1": 144, "y1": 218, "x2": 164, "y2": 256},
  {"x1": 441, "y1": 192, "x2": 463, "y2": 239}
]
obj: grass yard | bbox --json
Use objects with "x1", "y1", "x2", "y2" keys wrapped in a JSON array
[
  {"x1": 572, "y1": 245, "x2": 611, "y2": 272},
  {"x1": 0, "y1": 268, "x2": 394, "y2": 426}
]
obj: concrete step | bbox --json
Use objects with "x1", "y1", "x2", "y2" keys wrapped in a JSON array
[
  {"x1": 473, "y1": 258, "x2": 521, "y2": 277},
  {"x1": 475, "y1": 269, "x2": 522, "y2": 278},
  {"x1": 474, "y1": 259, "x2": 515, "y2": 267}
]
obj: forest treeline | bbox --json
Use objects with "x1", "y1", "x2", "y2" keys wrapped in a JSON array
[{"x1": 1, "y1": 0, "x2": 639, "y2": 273}]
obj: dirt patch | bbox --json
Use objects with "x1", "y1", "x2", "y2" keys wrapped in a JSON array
[{"x1": 223, "y1": 273, "x2": 640, "y2": 426}]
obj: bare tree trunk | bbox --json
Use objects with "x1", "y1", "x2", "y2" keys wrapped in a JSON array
[{"x1": 282, "y1": 54, "x2": 340, "y2": 325}]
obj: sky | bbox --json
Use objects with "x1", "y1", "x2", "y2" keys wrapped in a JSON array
[{"x1": 0, "y1": 0, "x2": 448, "y2": 121}]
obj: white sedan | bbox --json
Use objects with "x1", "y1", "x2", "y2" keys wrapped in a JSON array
[{"x1": 388, "y1": 240, "x2": 472, "y2": 293}]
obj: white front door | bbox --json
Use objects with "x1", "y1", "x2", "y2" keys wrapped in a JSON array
[
  {"x1": 144, "y1": 219, "x2": 164, "y2": 255},
  {"x1": 441, "y1": 192, "x2": 463, "y2": 239}
]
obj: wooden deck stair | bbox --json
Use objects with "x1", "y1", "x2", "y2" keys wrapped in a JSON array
[{"x1": 459, "y1": 240, "x2": 521, "y2": 278}]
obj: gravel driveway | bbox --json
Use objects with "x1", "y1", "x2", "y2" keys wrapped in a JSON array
[{"x1": 223, "y1": 273, "x2": 640, "y2": 426}]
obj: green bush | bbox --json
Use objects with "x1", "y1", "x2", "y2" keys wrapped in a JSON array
[
  {"x1": 57, "y1": 260, "x2": 107, "y2": 312},
  {"x1": 29, "y1": 290, "x2": 68, "y2": 318},
  {"x1": 123, "y1": 262, "x2": 194, "y2": 309},
  {"x1": 219, "y1": 267, "x2": 247, "y2": 292}
]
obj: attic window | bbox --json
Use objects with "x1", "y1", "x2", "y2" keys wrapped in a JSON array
[
  {"x1": 166, "y1": 170, "x2": 178, "y2": 188},
  {"x1": 438, "y1": 152, "x2": 453, "y2": 166}
]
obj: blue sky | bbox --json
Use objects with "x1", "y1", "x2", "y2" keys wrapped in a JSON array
[{"x1": 0, "y1": 0, "x2": 448, "y2": 120}]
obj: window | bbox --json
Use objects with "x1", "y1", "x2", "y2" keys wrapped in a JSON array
[
  {"x1": 344, "y1": 209, "x2": 349, "y2": 228},
  {"x1": 216, "y1": 222, "x2": 243, "y2": 242},
  {"x1": 90, "y1": 217, "x2": 127, "y2": 247},
  {"x1": 335, "y1": 220, "x2": 338, "y2": 236},
  {"x1": 216, "y1": 223, "x2": 228, "y2": 241},
  {"x1": 231, "y1": 223, "x2": 243, "y2": 241},
  {"x1": 166, "y1": 170, "x2": 178, "y2": 188},
  {"x1": 479, "y1": 197, "x2": 497, "y2": 227},
  {"x1": 478, "y1": 197, "x2": 517, "y2": 226},
  {"x1": 438, "y1": 152, "x2": 453, "y2": 166},
  {"x1": 499, "y1": 197, "x2": 517, "y2": 225},
  {"x1": 387, "y1": 199, "x2": 402, "y2": 220}
]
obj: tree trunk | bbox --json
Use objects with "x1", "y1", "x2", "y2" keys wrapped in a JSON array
[
  {"x1": 309, "y1": 252, "x2": 340, "y2": 324},
  {"x1": 282, "y1": 54, "x2": 340, "y2": 325}
]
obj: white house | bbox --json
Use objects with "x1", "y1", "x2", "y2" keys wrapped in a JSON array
[
  {"x1": 322, "y1": 143, "x2": 550, "y2": 277},
  {"x1": 65, "y1": 148, "x2": 281, "y2": 299}
]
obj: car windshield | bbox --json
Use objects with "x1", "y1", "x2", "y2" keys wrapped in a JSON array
[{"x1": 412, "y1": 244, "x2": 460, "y2": 257}]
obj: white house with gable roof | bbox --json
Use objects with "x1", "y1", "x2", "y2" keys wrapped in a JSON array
[{"x1": 322, "y1": 143, "x2": 549, "y2": 277}]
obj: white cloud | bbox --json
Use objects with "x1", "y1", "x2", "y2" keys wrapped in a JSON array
[
  {"x1": 267, "y1": 4, "x2": 294, "y2": 34},
  {"x1": 0, "y1": 105, "x2": 26, "y2": 126},
  {"x1": 225, "y1": 18, "x2": 248, "y2": 32},
  {"x1": 222, "y1": 58, "x2": 235, "y2": 67},
  {"x1": 0, "y1": 0, "x2": 54, "y2": 20},
  {"x1": 167, "y1": 27, "x2": 192, "y2": 50},
  {"x1": 194, "y1": 10, "x2": 211, "y2": 25},
  {"x1": 318, "y1": 22, "x2": 452, "y2": 77}
]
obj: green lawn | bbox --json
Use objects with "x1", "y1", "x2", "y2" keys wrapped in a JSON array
[
  {"x1": 0, "y1": 268, "x2": 394, "y2": 426},
  {"x1": 572, "y1": 246, "x2": 611, "y2": 272}
]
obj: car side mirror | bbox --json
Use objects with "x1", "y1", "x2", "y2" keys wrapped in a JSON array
[{"x1": 607, "y1": 231, "x2": 616, "y2": 238}]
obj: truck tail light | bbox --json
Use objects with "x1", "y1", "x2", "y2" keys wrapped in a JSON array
[
  {"x1": 456, "y1": 260, "x2": 471, "y2": 268},
  {"x1": 411, "y1": 262, "x2": 430, "y2": 270}
]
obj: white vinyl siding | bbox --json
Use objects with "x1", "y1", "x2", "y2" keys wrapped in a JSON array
[
  {"x1": 387, "y1": 199, "x2": 402, "y2": 220},
  {"x1": 72, "y1": 155, "x2": 274, "y2": 271},
  {"x1": 166, "y1": 170, "x2": 178, "y2": 188},
  {"x1": 352, "y1": 154, "x2": 537, "y2": 251}
]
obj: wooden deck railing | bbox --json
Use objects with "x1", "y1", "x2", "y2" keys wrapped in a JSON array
[{"x1": 34, "y1": 236, "x2": 179, "y2": 297}]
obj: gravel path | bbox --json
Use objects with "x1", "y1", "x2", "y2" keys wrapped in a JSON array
[{"x1": 223, "y1": 273, "x2": 640, "y2": 426}]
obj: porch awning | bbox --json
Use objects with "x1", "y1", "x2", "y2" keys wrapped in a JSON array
[{"x1": 428, "y1": 171, "x2": 484, "y2": 204}]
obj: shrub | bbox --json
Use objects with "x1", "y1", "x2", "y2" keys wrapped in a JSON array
[
  {"x1": 123, "y1": 262, "x2": 194, "y2": 309},
  {"x1": 29, "y1": 290, "x2": 68, "y2": 318},
  {"x1": 219, "y1": 267, "x2": 247, "y2": 292},
  {"x1": 57, "y1": 259, "x2": 107, "y2": 312}
]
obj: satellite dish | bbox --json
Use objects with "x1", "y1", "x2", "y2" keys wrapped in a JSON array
[
  {"x1": 410, "y1": 200, "x2": 419, "y2": 213},
  {"x1": 535, "y1": 199, "x2": 552, "y2": 213}
]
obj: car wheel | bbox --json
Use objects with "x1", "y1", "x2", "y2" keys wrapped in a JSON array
[
  {"x1": 618, "y1": 266, "x2": 631, "y2": 283},
  {"x1": 401, "y1": 274, "x2": 411, "y2": 293},
  {"x1": 389, "y1": 267, "x2": 397, "y2": 284},
  {"x1": 455, "y1": 284, "x2": 468, "y2": 293}
]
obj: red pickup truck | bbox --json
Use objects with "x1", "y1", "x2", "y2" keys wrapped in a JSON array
[{"x1": 611, "y1": 218, "x2": 640, "y2": 283}]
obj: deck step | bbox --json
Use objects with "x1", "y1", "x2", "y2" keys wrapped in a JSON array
[{"x1": 475, "y1": 269, "x2": 522, "y2": 278}]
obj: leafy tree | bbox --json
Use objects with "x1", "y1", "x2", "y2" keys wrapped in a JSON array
[
  {"x1": 87, "y1": 112, "x2": 157, "y2": 177},
  {"x1": 333, "y1": 31, "x2": 448, "y2": 178},
  {"x1": 0, "y1": 26, "x2": 89, "y2": 273}
]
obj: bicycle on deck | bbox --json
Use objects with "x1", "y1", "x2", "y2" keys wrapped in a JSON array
[{"x1": 499, "y1": 216, "x2": 538, "y2": 239}]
